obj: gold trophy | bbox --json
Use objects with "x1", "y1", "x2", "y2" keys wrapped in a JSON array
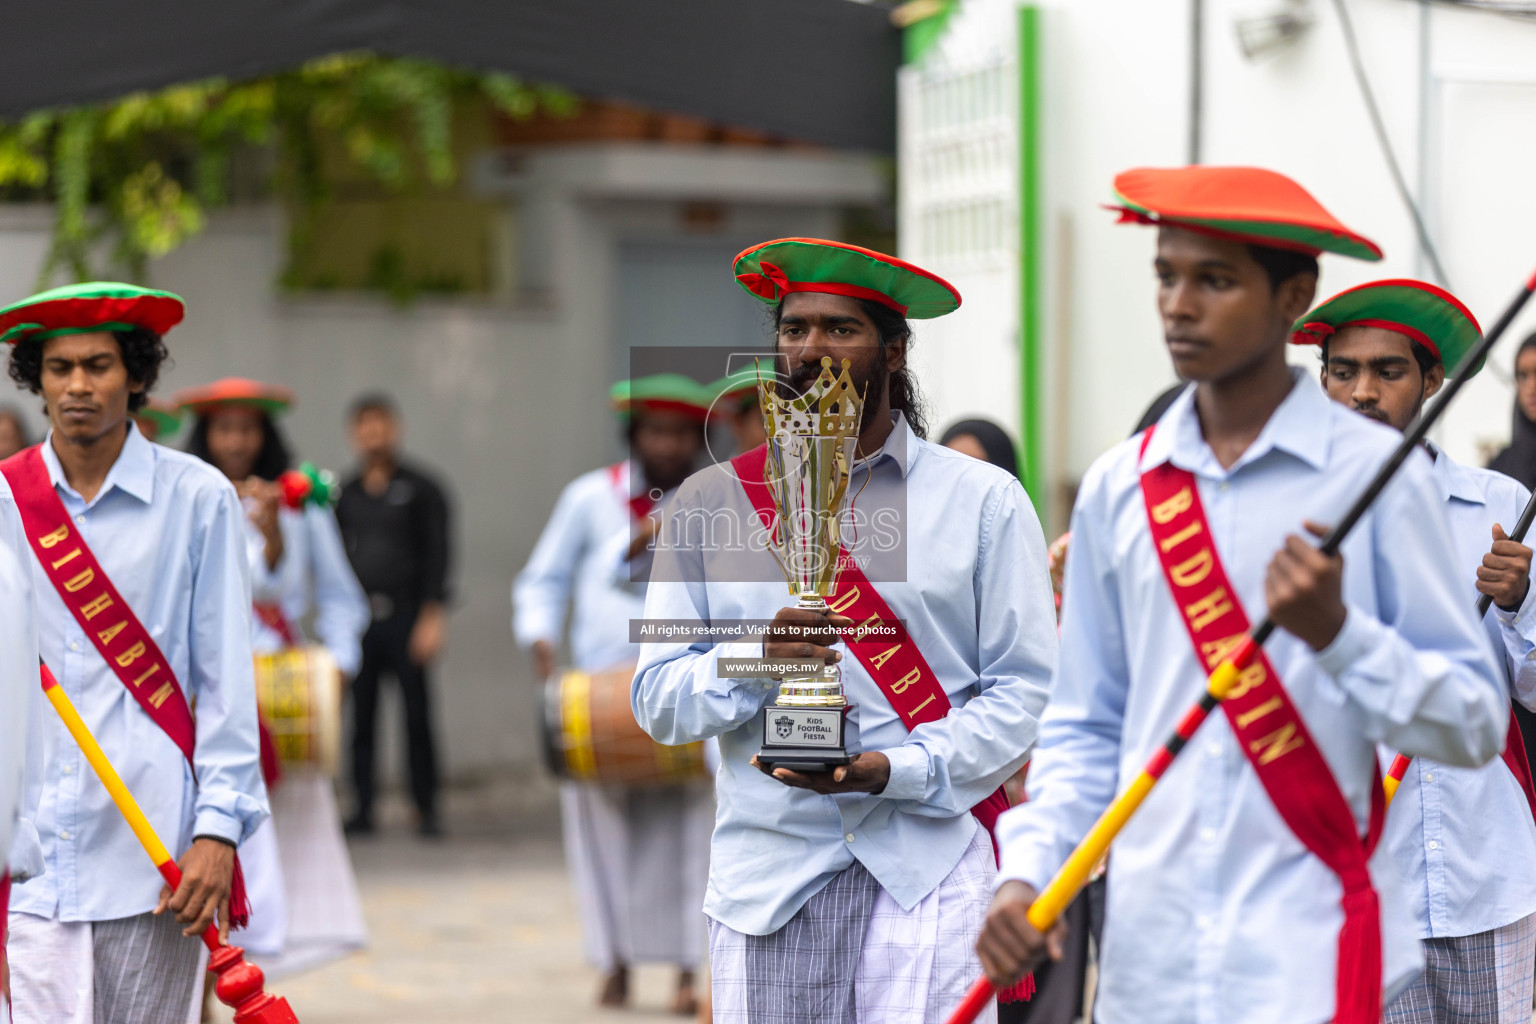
[{"x1": 756, "y1": 356, "x2": 866, "y2": 771}]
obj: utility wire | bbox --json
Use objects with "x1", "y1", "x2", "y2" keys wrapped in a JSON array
[
  {"x1": 1334, "y1": 1, "x2": 1513, "y2": 385},
  {"x1": 1331, "y1": 0, "x2": 1454, "y2": 290}
]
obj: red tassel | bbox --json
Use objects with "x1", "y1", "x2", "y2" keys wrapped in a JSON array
[
  {"x1": 228, "y1": 853, "x2": 251, "y2": 931},
  {"x1": 1334, "y1": 887, "x2": 1381, "y2": 1024},
  {"x1": 997, "y1": 972, "x2": 1035, "y2": 1003}
]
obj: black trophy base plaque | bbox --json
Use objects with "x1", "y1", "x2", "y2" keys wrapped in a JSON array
[{"x1": 757, "y1": 705, "x2": 854, "y2": 773}]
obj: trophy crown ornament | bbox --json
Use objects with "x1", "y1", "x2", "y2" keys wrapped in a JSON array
[
  {"x1": 756, "y1": 358, "x2": 867, "y2": 612},
  {"x1": 754, "y1": 358, "x2": 866, "y2": 722},
  {"x1": 758, "y1": 356, "x2": 863, "y2": 439},
  {"x1": 731, "y1": 237, "x2": 961, "y2": 770}
]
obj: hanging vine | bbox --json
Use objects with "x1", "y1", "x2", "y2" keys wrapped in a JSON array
[{"x1": 0, "y1": 53, "x2": 577, "y2": 290}]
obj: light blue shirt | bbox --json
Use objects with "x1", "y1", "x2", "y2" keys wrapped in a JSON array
[
  {"x1": 513, "y1": 461, "x2": 650, "y2": 671},
  {"x1": 1, "y1": 424, "x2": 269, "y2": 923},
  {"x1": 0, "y1": 541, "x2": 38, "y2": 881},
  {"x1": 249, "y1": 504, "x2": 369, "y2": 677},
  {"x1": 995, "y1": 375, "x2": 1507, "y2": 1024},
  {"x1": 633, "y1": 415, "x2": 1058, "y2": 935},
  {"x1": 1381, "y1": 450, "x2": 1536, "y2": 939}
]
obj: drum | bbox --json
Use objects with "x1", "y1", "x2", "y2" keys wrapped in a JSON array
[
  {"x1": 254, "y1": 645, "x2": 343, "y2": 776},
  {"x1": 541, "y1": 664, "x2": 707, "y2": 786}
]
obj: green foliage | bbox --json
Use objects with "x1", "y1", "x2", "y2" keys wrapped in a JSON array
[{"x1": 0, "y1": 53, "x2": 573, "y2": 290}]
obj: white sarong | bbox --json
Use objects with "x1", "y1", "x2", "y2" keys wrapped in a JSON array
[{"x1": 561, "y1": 778, "x2": 712, "y2": 971}]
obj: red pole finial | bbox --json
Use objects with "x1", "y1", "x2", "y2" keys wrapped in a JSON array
[{"x1": 207, "y1": 944, "x2": 300, "y2": 1023}]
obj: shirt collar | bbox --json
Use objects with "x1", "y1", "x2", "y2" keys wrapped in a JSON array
[
  {"x1": 1138, "y1": 368, "x2": 1331, "y2": 477},
  {"x1": 1429, "y1": 444, "x2": 1487, "y2": 505},
  {"x1": 852, "y1": 412, "x2": 914, "y2": 480},
  {"x1": 41, "y1": 420, "x2": 156, "y2": 506}
]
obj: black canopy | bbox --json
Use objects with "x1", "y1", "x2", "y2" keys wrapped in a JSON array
[{"x1": 0, "y1": 0, "x2": 899, "y2": 152}]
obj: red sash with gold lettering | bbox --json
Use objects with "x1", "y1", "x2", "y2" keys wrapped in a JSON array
[
  {"x1": 1138, "y1": 428, "x2": 1385, "y2": 1024},
  {"x1": 732, "y1": 444, "x2": 1030, "y2": 1000},
  {"x1": 1, "y1": 444, "x2": 250, "y2": 926}
]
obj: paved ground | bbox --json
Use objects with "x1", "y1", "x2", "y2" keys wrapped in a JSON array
[{"x1": 209, "y1": 779, "x2": 698, "y2": 1024}]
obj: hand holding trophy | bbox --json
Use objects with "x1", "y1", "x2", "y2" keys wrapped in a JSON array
[{"x1": 754, "y1": 355, "x2": 866, "y2": 772}]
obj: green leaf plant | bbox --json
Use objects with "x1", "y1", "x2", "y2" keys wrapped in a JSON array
[{"x1": 0, "y1": 53, "x2": 574, "y2": 291}]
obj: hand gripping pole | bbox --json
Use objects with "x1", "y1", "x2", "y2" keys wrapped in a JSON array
[
  {"x1": 1385, "y1": 479, "x2": 1536, "y2": 804},
  {"x1": 40, "y1": 663, "x2": 300, "y2": 1024}
]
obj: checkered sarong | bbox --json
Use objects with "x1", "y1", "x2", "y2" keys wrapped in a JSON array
[
  {"x1": 735, "y1": 855, "x2": 881, "y2": 1024},
  {"x1": 710, "y1": 827, "x2": 996, "y2": 1024},
  {"x1": 8, "y1": 909, "x2": 204, "y2": 1024},
  {"x1": 1383, "y1": 912, "x2": 1536, "y2": 1024}
]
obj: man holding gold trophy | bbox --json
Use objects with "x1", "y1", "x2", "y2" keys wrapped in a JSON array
[{"x1": 633, "y1": 239, "x2": 1057, "y2": 1023}]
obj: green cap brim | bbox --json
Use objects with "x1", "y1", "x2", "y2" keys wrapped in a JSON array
[
  {"x1": 610, "y1": 373, "x2": 713, "y2": 420},
  {"x1": 733, "y1": 238, "x2": 961, "y2": 319},
  {"x1": 1292, "y1": 279, "x2": 1484, "y2": 376}
]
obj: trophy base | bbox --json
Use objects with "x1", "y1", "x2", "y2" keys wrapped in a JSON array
[{"x1": 758, "y1": 705, "x2": 855, "y2": 773}]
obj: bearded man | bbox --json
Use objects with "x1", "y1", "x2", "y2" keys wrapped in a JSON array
[{"x1": 632, "y1": 238, "x2": 1058, "y2": 1024}]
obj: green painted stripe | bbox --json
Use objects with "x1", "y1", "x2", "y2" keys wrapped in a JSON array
[{"x1": 1018, "y1": 5, "x2": 1045, "y2": 518}]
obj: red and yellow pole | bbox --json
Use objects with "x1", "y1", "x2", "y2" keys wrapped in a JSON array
[
  {"x1": 947, "y1": 639, "x2": 1258, "y2": 1016},
  {"x1": 1383, "y1": 753, "x2": 1411, "y2": 804},
  {"x1": 40, "y1": 663, "x2": 300, "y2": 1024}
]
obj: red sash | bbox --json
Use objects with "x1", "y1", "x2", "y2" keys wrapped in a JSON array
[
  {"x1": 610, "y1": 461, "x2": 655, "y2": 521},
  {"x1": 1, "y1": 444, "x2": 250, "y2": 927},
  {"x1": 1503, "y1": 713, "x2": 1536, "y2": 822},
  {"x1": 732, "y1": 444, "x2": 1031, "y2": 999},
  {"x1": 1138, "y1": 428, "x2": 1384, "y2": 1024}
]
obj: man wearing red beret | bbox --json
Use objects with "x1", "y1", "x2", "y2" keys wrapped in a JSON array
[
  {"x1": 0, "y1": 284, "x2": 267, "y2": 1023},
  {"x1": 978, "y1": 169, "x2": 1507, "y2": 1024}
]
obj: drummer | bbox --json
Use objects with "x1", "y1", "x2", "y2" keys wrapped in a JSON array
[
  {"x1": 513, "y1": 374, "x2": 715, "y2": 1014},
  {"x1": 177, "y1": 378, "x2": 370, "y2": 973}
]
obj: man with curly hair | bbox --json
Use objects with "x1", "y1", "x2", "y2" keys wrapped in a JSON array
[{"x1": 0, "y1": 283, "x2": 268, "y2": 1024}]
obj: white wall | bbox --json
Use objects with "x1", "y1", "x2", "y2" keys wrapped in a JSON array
[
  {"x1": 899, "y1": 0, "x2": 1024, "y2": 446},
  {"x1": 902, "y1": 0, "x2": 1536, "y2": 524},
  {"x1": 0, "y1": 144, "x2": 879, "y2": 785},
  {"x1": 1046, "y1": 0, "x2": 1536, "y2": 478}
]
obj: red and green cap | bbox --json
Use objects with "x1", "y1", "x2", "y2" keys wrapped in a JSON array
[
  {"x1": 733, "y1": 238, "x2": 961, "y2": 319},
  {"x1": 1110, "y1": 166, "x2": 1383, "y2": 261},
  {"x1": 609, "y1": 374, "x2": 712, "y2": 421},
  {"x1": 174, "y1": 377, "x2": 295, "y2": 417},
  {"x1": 133, "y1": 399, "x2": 185, "y2": 438},
  {"x1": 1292, "y1": 278, "x2": 1484, "y2": 376},
  {"x1": 0, "y1": 282, "x2": 186, "y2": 346}
]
